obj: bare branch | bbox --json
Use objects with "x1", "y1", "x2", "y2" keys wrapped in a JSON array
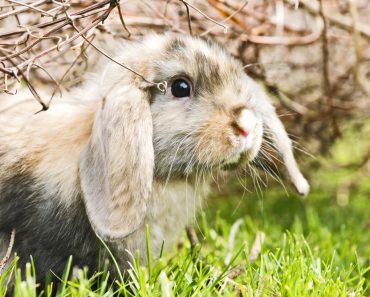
[
  {"x1": 0, "y1": 229, "x2": 16, "y2": 274},
  {"x1": 318, "y1": 0, "x2": 341, "y2": 138},
  {"x1": 180, "y1": 0, "x2": 228, "y2": 33}
]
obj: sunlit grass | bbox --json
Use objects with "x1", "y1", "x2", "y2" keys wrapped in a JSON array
[{"x1": 3, "y1": 182, "x2": 370, "y2": 297}]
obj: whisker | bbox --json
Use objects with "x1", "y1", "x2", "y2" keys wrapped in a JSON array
[{"x1": 161, "y1": 130, "x2": 197, "y2": 194}]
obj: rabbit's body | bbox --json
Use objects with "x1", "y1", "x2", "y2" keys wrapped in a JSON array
[
  {"x1": 0, "y1": 92, "x2": 203, "y2": 279},
  {"x1": 0, "y1": 34, "x2": 308, "y2": 284}
]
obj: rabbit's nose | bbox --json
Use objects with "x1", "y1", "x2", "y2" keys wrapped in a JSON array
[
  {"x1": 234, "y1": 125, "x2": 249, "y2": 138},
  {"x1": 234, "y1": 109, "x2": 257, "y2": 138}
]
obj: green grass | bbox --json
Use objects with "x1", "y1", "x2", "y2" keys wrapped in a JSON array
[{"x1": 1, "y1": 121, "x2": 370, "y2": 296}]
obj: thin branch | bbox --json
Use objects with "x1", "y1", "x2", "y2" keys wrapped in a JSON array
[
  {"x1": 299, "y1": 0, "x2": 370, "y2": 40},
  {"x1": 180, "y1": 0, "x2": 228, "y2": 33},
  {"x1": 117, "y1": 3, "x2": 131, "y2": 38},
  {"x1": 6, "y1": 0, "x2": 54, "y2": 17},
  {"x1": 14, "y1": 18, "x2": 101, "y2": 75},
  {"x1": 318, "y1": 0, "x2": 341, "y2": 138},
  {"x1": 69, "y1": 20, "x2": 167, "y2": 93},
  {"x1": 201, "y1": 0, "x2": 250, "y2": 36},
  {"x1": 349, "y1": 0, "x2": 370, "y2": 96},
  {"x1": 0, "y1": 0, "x2": 47, "y2": 20},
  {"x1": 0, "y1": 47, "x2": 47, "y2": 111},
  {"x1": 48, "y1": 35, "x2": 94, "y2": 107},
  {"x1": 241, "y1": 17, "x2": 323, "y2": 45},
  {"x1": 140, "y1": 0, "x2": 185, "y2": 33},
  {"x1": 180, "y1": 0, "x2": 193, "y2": 35},
  {"x1": 0, "y1": 19, "x2": 72, "y2": 62},
  {"x1": 0, "y1": 229, "x2": 16, "y2": 274},
  {"x1": 0, "y1": 0, "x2": 111, "y2": 38},
  {"x1": 0, "y1": 65, "x2": 15, "y2": 76}
]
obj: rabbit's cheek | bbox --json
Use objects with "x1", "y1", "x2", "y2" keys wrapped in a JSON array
[
  {"x1": 192, "y1": 120, "x2": 235, "y2": 165},
  {"x1": 244, "y1": 124, "x2": 263, "y2": 160},
  {"x1": 241, "y1": 129, "x2": 259, "y2": 149}
]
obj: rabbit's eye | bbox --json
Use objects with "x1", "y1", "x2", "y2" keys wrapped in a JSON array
[{"x1": 171, "y1": 79, "x2": 191, "y2": 98}]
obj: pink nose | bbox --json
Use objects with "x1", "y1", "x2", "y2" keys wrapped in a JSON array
[{"x1": 237, "y1": 127, "x2": 249, "y2": 138}]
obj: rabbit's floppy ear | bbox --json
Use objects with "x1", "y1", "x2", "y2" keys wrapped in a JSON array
[
  {"x1": 247, "y1": 77, "x2": 309, "y2": 196},
  {"x1": 79, "y1": 85, "x2": 154, "y2": 241}
]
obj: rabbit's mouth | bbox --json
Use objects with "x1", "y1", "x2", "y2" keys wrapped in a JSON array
[
  {"x1": 220, "y1": 132, "x2": 262, "y2": 171},
  {"x1": 221, "y1": 151, "x2": 251, "y2": 171}
]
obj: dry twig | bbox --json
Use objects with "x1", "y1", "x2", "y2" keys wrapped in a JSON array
[
  {"x1": 318, "y1": 0, "x2": 341, "y2": 138},
  {"x1": 186, "y1": 226, "x2": 198, "y2": 249},
  {"x1": 0, "y1": 229, "x2": 16, "y2": 274},
  {"x1": 224, "y1": 219, "x2": 243, "y2": 265},
  {"x1": 299, "y1": 0, "x2": 370, "y2": 40},
  {"x1": 248, "y1": 231, "x2": 265, "y2": 262}
]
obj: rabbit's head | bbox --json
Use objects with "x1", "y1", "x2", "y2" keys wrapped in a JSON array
[
  {"x1": 148, "y1": 37, "x2": 263, "y2": 178},
  {"x1": 79, "y1": 34, "x2": 309, "y2": 242}
]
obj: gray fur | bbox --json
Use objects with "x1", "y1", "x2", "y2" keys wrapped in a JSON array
[{"x1": 0, "y1": 171, "x2": 105, "y2": 285}]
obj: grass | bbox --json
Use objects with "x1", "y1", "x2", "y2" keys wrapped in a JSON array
[{"x1": 1, "y1": 121, "x2": 370, "y2": 296}]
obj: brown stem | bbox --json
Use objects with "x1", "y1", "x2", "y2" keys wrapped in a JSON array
[
  {"x1": 186, "y1": 226, "x2": 198, "y2": 249},
  {"x1": 318, "y1": 0, "x2": 341, "y2": 138}
]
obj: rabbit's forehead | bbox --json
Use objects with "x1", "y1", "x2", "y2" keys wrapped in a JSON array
[{"x1": 158, "y1": 37, "x2": 245, "y2": 95}]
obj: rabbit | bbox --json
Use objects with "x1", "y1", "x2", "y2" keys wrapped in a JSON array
[{"x1": 0, "y1": 33, "x2": 309, "y2": 285}]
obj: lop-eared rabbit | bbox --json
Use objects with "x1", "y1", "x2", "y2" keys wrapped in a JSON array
[{"x1": 0, "y1": 34, "x2": 309, "y2": 285}]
